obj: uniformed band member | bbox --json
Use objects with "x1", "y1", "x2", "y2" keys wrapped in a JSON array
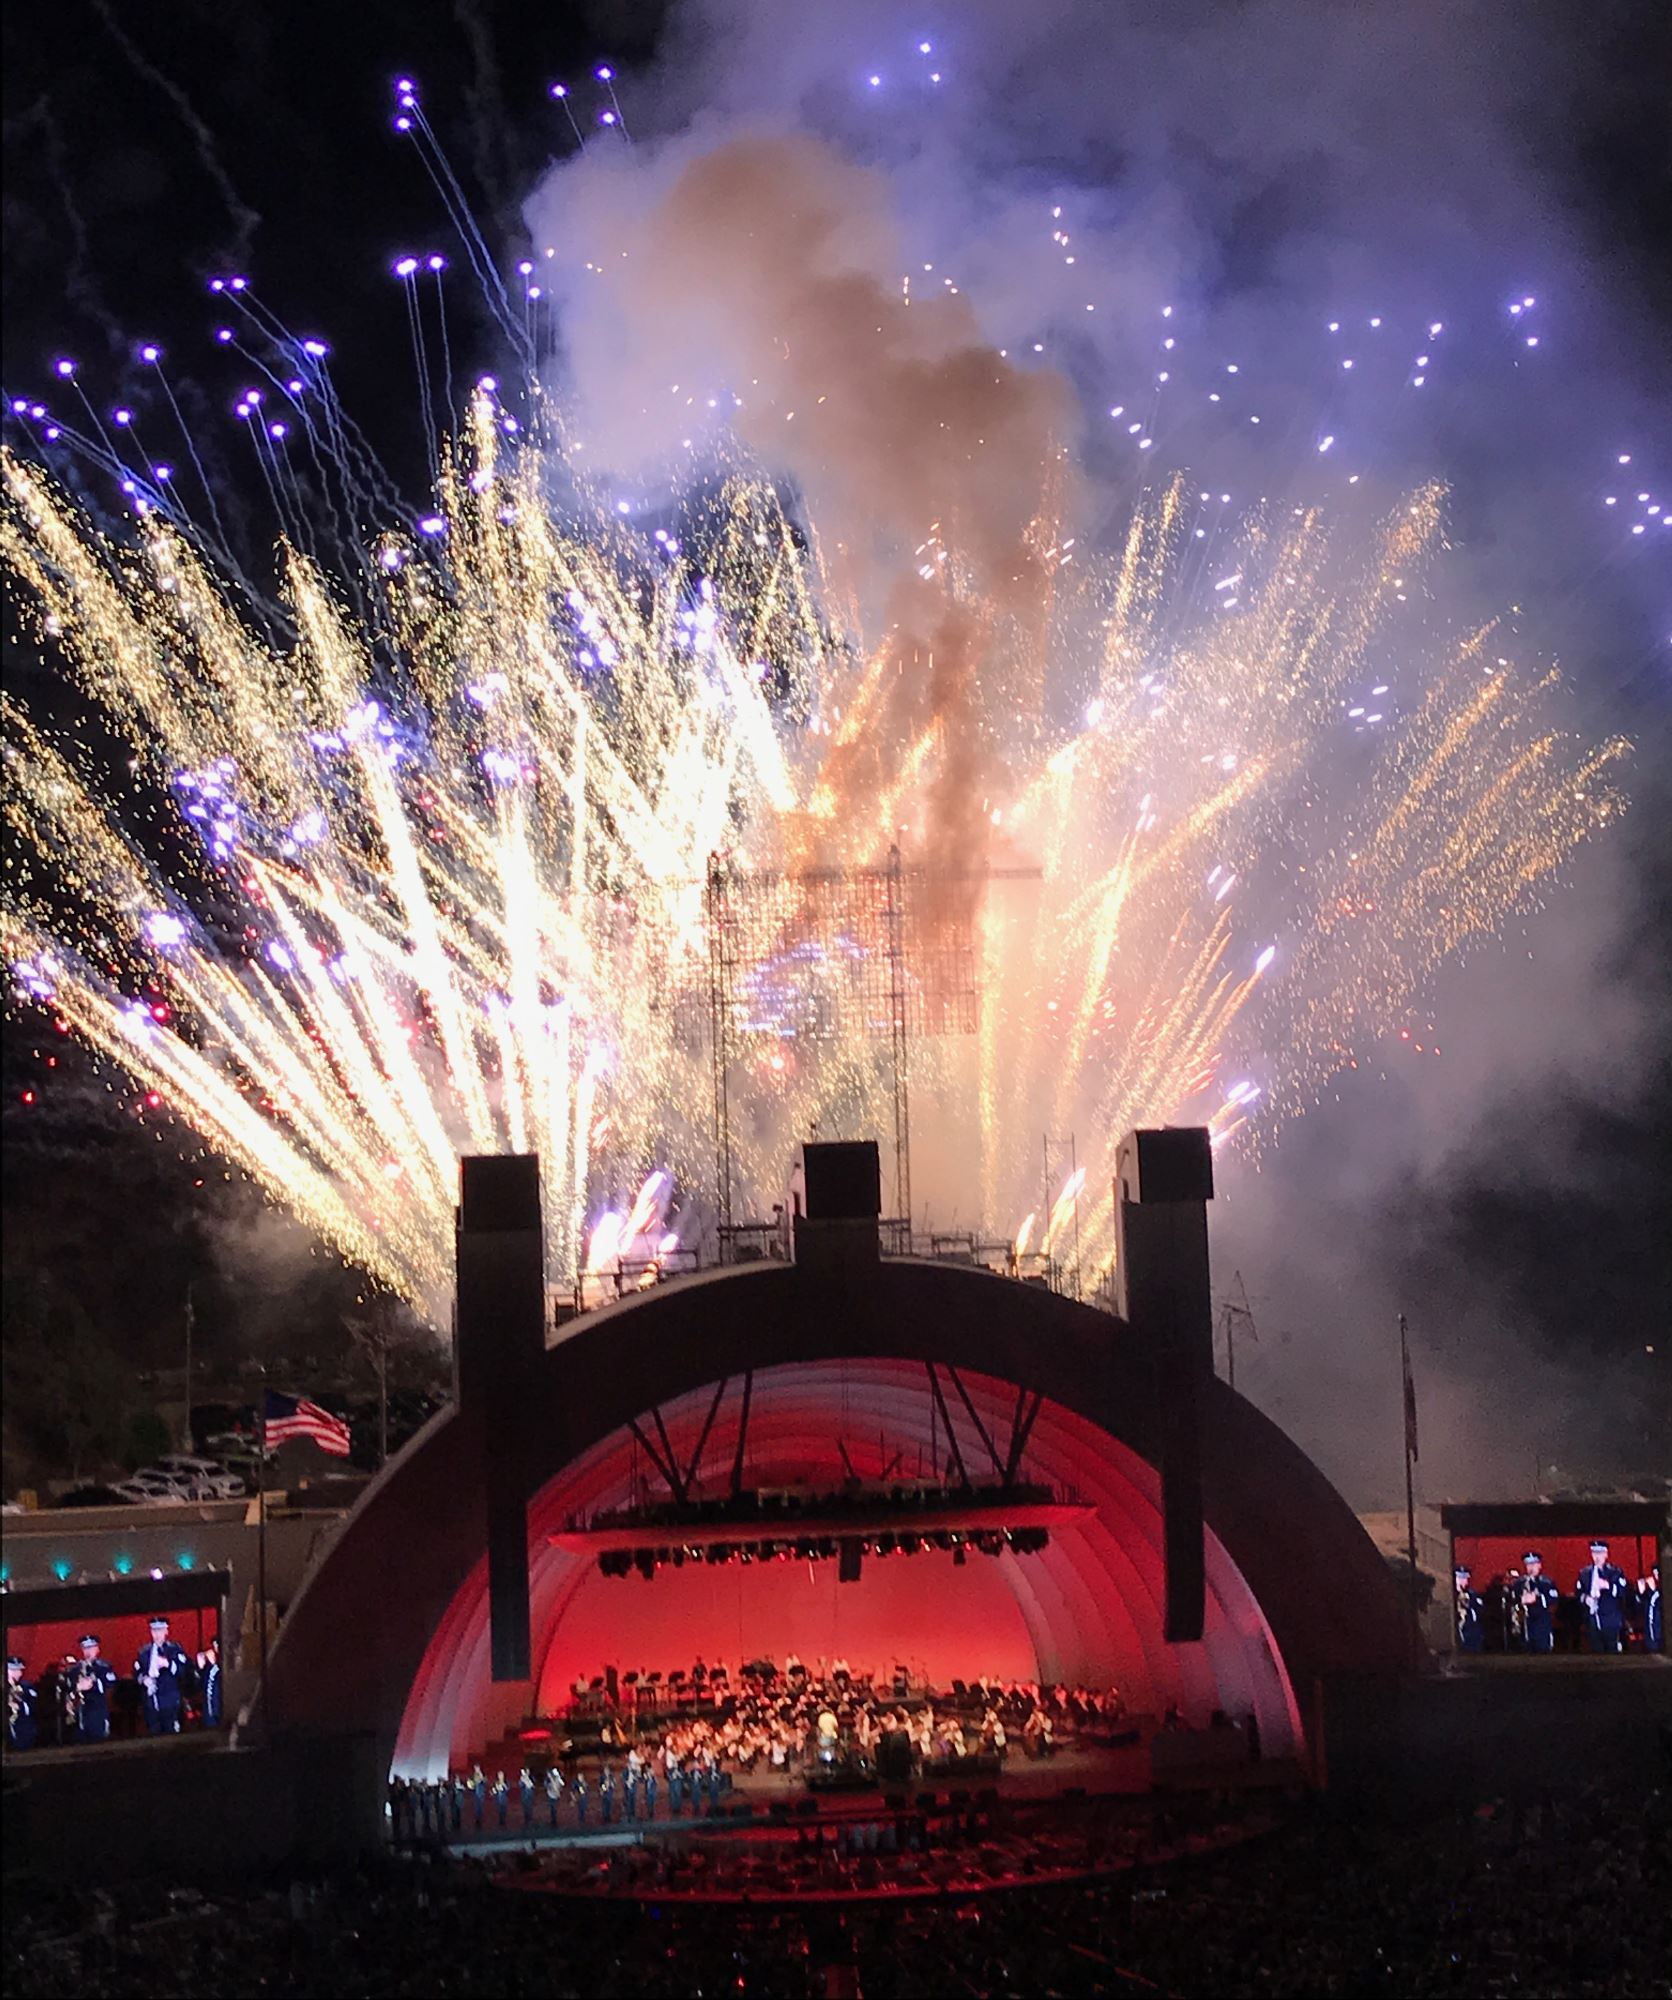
[
  {"x1": 519, "y1": 1765, "x2": 536, "y2": 1824},
  {"x1": 492, "y1": 1770, "x2": 509, "y2": 1827},
  {"x1": 1576, "y1": 1541, "x2": 1629, "y2": 1654},
  {"x1": 452, "y1": 1772, "x2": 467, "y2": 1831},
  {"x1": 1514, "y1": 1553, "x2": 1560, "y2": 1654},
  {"x1": 1454, "y1": 1568, "x2": 1485, "y2": 1653},
  {"x1": 195, "y1": 1638, "x2": 223, "y2": 1728},
  {"x1": 71, "y1": 1635, "x2": 119, "y2": 1743},
  {"x1": 136, "y1": 1616, "x2": 190, "y2": 1734},
  {"x1": 643, "y1": 1766, "x2": 657, "y2": 1818},
  {"x1": 1640, "y1": 1566, "x2": 1663, "y2": 1652},
  {"x1": 471, "y1": 1763, "x2": 487, "y2": 1827},
  {"x1": 599, "y1": 1763, "x2": 615, "y2": 1822},
  {"x1": 573, "y1": 1770, "x2": 589, "y2": 1824},
  {"x1": 7, "y1": 1657, "x2": 38, "y2": 1752}
]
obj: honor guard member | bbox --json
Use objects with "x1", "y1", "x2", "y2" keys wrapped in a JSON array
[
  {"x1": 1577, "y1": 1541, "x2": 1629, "y2": 1654},
  {"x1": 573, "y1": 1769, "x2": 589, "y2": 1824},
  {"x1": 72, "y1": 1636, "x2": 119, "y2": 1743},
  {"x1": 136, "y1": 1617, "x2": 190, "y2": 1734},
  {"x1": 1638, "y1": 1566, "x2": 1662, "y2": 1652},
  {"x1": 643, "y1": 1766, "x2": 658, "y2": 1818},
  {"x1": 668, "y1": 1751, "x2": 684, "y2": 1816},
  {"x1": 1515, "y1": 1553, "x2": 1560, "y2": 1653},
  {"x1": 470, "y1": 1763, "x2": 487, "y2": 1827},
  {"x1": 195, "y1": 1638, "x2": 223, "y2": 1728},
  {"x1": 544, "y1": 1764, "x2": 563, "y2": 1827},
  {"x1": 519, "y1": 1765, "x2": 536, "y2": 1824},
  {"x1": 600, "y1": 1763, "x2": 616, "y2": 1823},
  {"x1": 7, "y1": 1657, "x2": 39, "y2": 1751},
  {"x1": 491, "y1": 1770, "x2": 510, "y2": 1828},
  {"x1": 623, "y1": 1758, "x2": 638, "y2": 1821},
  {"x1": 451, "y1": 1771, "x2": 467, "y2": 1832},
  {"x1": 1454, "y1": 1568, "x2": 1485, "y2": 1653}
]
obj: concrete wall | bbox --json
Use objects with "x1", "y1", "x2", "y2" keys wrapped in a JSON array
[
  {"x1": 1317, "y1": 1661, "x2": 1672, "y2": 1811},
  {"x1": 1, "y1": 1730, "x2": 384, "y2": 1885},
  {"x1": 1, "y1": 1502, "x2": 349, "y2": 1611}
]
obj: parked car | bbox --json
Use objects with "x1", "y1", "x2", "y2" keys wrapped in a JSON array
[
  {"x1": 55, "y1": 1484, "x2": 131, "y2": 1508},
  {"x1": 145, "y1": 1454, "x2": 247, "y2": 1499},
  {"x1": 110, "y1": 1475, "x2": 189, "y2": 1507}
]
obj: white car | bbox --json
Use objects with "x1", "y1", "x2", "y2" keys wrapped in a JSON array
[
  {"x1": 145, "y1": 1456, "x2": 247, "y2": 1500},
  {"x1": 111, "y1": 1474, "x2": 190, "y2": 1507}
]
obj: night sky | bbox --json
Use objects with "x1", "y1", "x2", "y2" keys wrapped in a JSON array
[{"x1": 3, "y1": 1, "x2": 1668, "y2": 1503}]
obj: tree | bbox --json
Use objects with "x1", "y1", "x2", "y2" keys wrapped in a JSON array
[{"x1": 1, "y1": 1259, "x2": 135, "y2": 1488}]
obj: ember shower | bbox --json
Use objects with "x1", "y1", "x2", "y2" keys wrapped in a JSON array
[{"x1": 0, "y1": 140, "x2": 1629, "y2": 1320}]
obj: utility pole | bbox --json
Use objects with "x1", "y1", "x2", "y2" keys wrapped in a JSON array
[
  {"x1": 1219, "y1": 1270, "x2": 1258, "y2": 1392},
  {"x1": 1069, "y1": 1133, "x2": 1082, "y2": 1301},
  {"x1": 1400, "y1": 1313, "x2": 1422, "y2": 1660},
  {"x1": 183, "y1": 1284, "x2": 195, "y2": 1454},
  {"x1": 255, "y1": 1366, "x2": 270, "y2": 1740}
]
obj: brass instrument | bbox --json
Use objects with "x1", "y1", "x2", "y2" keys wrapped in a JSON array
[
  {"x1": 1455, "y1": 1581, "x2": 1472, "y2": 1644},
  {"x1": 1507, "y1": 1572, "x2": 1528, "y2": 1645},
  {"x1": 6, "y1": 1680, "x2": 21, "y2": 1739},
  {"x1": 60, "y1": 1654, "x2": 88, "y2": 1738}
]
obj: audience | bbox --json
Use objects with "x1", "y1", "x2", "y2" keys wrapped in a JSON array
[{"x1": 3, "y1": 1779, "x2": 1663, "y2": 1996}]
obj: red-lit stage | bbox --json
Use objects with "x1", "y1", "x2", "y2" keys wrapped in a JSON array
[{"x1": 393, "y1": 1357, "x2": 1309, "y2": 1777}]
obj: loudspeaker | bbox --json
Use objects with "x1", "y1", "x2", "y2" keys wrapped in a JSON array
[
  {"x1": 837, "y1": 1538, "x2": 863, "y2": 1585},
  {"x1": 803, "y1": 1141, "x2": 882, "y2": 1221}
]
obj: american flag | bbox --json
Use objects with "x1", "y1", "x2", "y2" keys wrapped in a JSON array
[{"x1": 261, "y1": 1390, "x2": 352, "y2": 1458}]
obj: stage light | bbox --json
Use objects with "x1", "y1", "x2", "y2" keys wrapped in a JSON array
[
  {"x1": 633, "y1": 1550, "x2": 655, "y2": 1581},
  {"x1": 52, "y1": 1557, "x2": 73, "y2": 1582},
  {"x1": 113, "y1": 1553, "x2": 134, "y2": 1575},
  {"x1": 177, "y1": 1551, "x2": 196, "y2": 1570}
]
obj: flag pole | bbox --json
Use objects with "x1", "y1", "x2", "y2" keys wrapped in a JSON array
[
  {"x1": 257, "y1": 1371, "x2": 270, "y2": 1740},
  {"x1": 1399, "y1": 1313, "x2": 1421, "y2": 1661}
]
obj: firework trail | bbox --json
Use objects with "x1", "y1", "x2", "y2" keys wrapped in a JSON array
[{"x1": 0, "y1": 125, "x2": 1631, "y2": 1319}]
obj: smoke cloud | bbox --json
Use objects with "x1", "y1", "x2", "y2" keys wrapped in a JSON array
[
  {"x1": 520, "y1": 0, "x2": 1667, "y2": 1505},
  {"x1": 526, "y1": 129, "x2": 1074, "y2": 896}
]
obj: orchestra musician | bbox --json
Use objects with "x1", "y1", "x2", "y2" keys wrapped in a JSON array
[
  {"x1": 1576, "y1": 1540, "x2": 1629, "y2": 1654},
  {"x1": 69, "y1": 1634, "x2": 119, "y2": 1742},
  {"x1": 136, "y1": 1616, "x2": 190, "y2": 1734},
  {"x1": 1454, "y1": 1566, "x2": 1485, "y2": 1653},
  {"x1": 1514, "y1": 1552, "x2": 1560, "y2": 1654},
  {"x1": 6, "y1": 1656, "x2": 38, "y2": 1752}
]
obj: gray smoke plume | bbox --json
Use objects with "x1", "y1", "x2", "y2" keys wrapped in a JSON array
[{"x1": 526, "y1": 128, "x2": 1074, "y2": 898}]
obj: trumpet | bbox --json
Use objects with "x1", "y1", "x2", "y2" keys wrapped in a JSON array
[{"x1": 1506, "y1": 1573, "x2": 1528, "y2": 1644}]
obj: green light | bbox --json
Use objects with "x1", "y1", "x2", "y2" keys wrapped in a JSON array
[
  {"x1": 52, "y1": 1557, "x2": 73, "y2": 1582},
  {"x1": 113, "y1": 1553, "x2": 134, "y2": 1576},
  {"x1": 176, "y1": 1550, "x2": 196, "y2": 1571},
  {"x1": 0, "y1": 1564, "x2": 9, "y2": 1586}
]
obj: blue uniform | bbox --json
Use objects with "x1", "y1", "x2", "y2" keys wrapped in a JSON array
[
  {"x1": 197, "y1": 1653, "x2": 223, "y2": 1727},
  {"x1": 136, "y1": 1637, "x2": 190, "y2": 1733},
  {"x1": 7, "y1": 1674, "x2": 39, "y2": 1751},
  {"x1": 1515, "y1": 1573, "x2": 1559, "y2": 1653},
  {"x1": 1576, "y1": 1563, "x2": 1629, "y2": 1653},
  {"x1": 1643, "y1": 1580, "x2": 1662, "y2": 1652},
  {"x1": 1455, "y1": 1586, "x2": 1485, "y2": 1653},
  {"x1": 72, "y1": 1655, "x2": 119, "y2": 1742},
  {"x1": 473, "y1": 1771, "x2": 487, "y2": 1826}
]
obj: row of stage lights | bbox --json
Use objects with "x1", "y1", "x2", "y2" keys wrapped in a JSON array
[
  {"x1": 0, "y1": 1553, "x2": 202, "y2": 1590},
  {"x1": 597, "y1": 1527, "x2": 1051, "y2": 1579}
]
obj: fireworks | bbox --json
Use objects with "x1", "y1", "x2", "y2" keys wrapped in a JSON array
[{"x1": 0, "y1": 117, "x2": 1634, "y2": 1321}]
